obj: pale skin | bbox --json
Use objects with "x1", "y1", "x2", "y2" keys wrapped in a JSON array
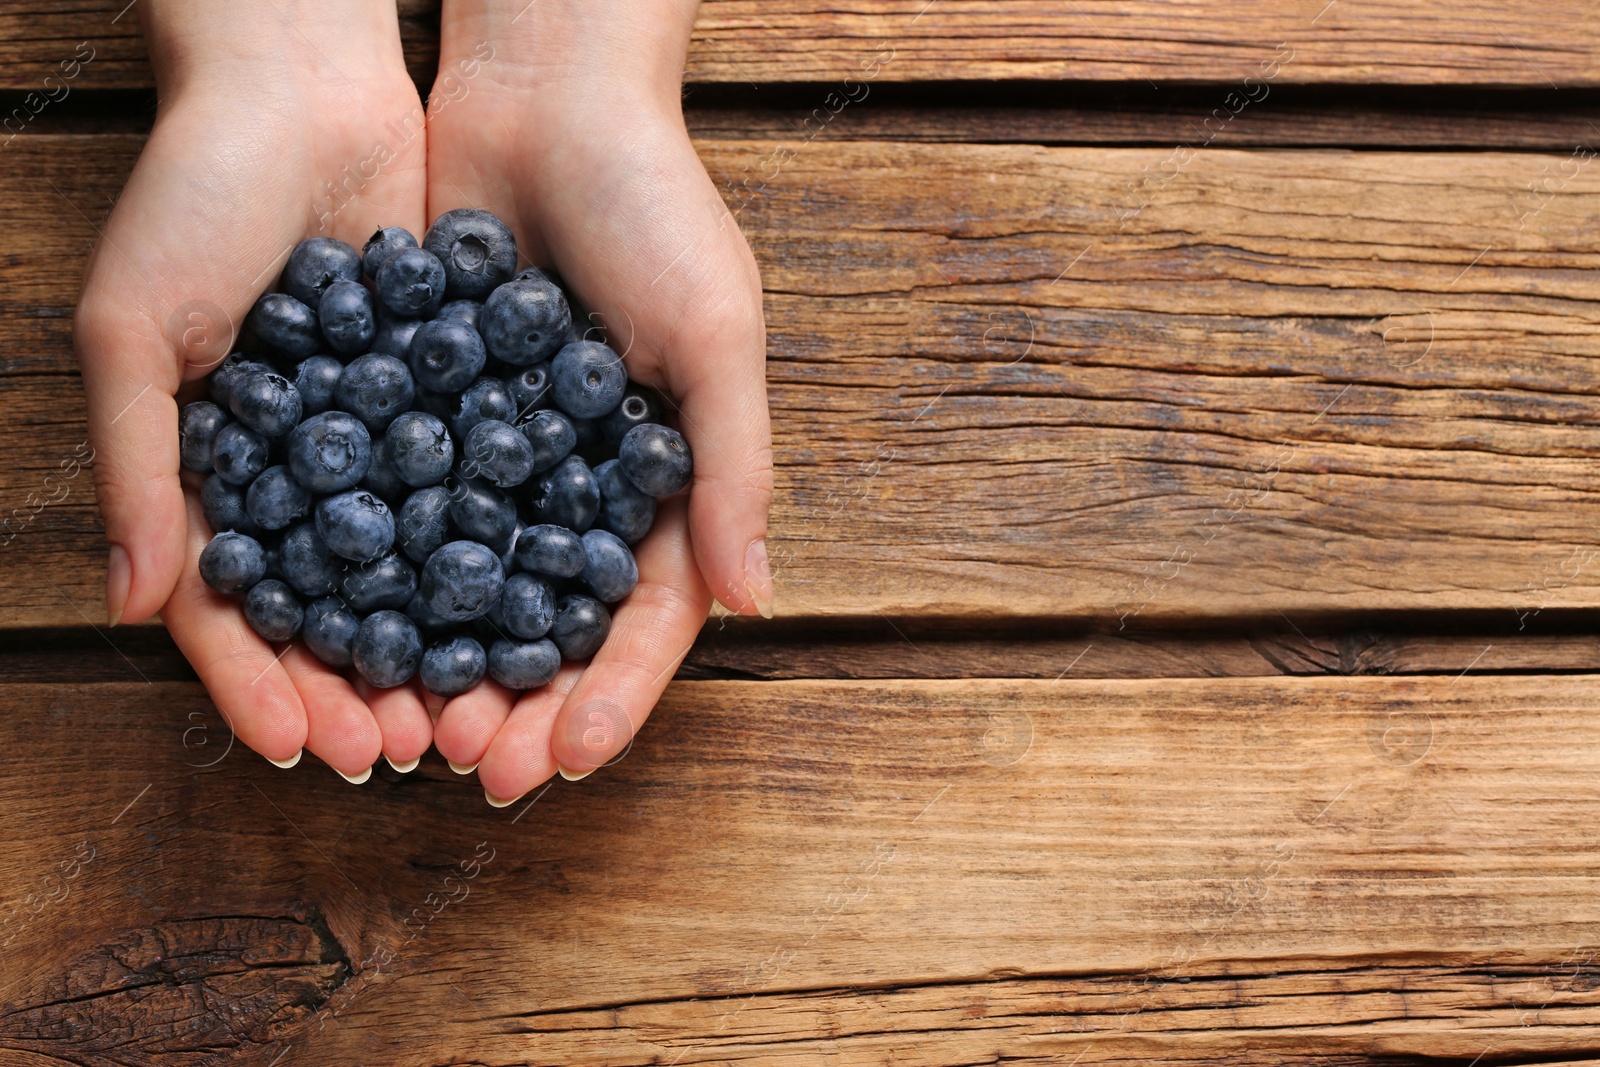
[{"x1": 75, "y1": 0, "x2": 773, "y2": 800}]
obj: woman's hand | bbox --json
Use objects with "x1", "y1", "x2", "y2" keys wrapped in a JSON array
[
  {"x1": 424, "y1": 0, "x2": 773, "y2": 802},
  {"x1": 75, "y1": 0, "x2": 432, "y2": 778}
]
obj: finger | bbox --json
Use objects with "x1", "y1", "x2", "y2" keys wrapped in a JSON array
[
  {"x1": 354, "y1": 676, "x2": 434, "y2": 772},
  {"x1": 477, "y1": 665, "x2": 583, "y2": 806},
  {"x1": 283, "y1": 645, "x2": 383, "y2": 783},
  {"x1": 163, "y1": 493, "x2": 306, "y2": 764},
  {"x1": 433, "y1": 677, "x2": 516, "y2": 773},
  {"x1": 547, "y1": 498, "x2": 709, "y2": 777}
]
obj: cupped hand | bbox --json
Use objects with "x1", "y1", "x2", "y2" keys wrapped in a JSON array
[
  {"x1": 74, "y1": 2, "x2": 431, "y2": 777},
  {"x1": 424, "y1": 1, "x2": 773, "y2": 802}
]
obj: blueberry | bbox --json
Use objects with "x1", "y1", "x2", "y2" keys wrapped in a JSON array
[
  {"x1": 337, "y1": 552, "x2": 418, "y2": 613},
  {"x1": 246, "y1": 293, "x2": 320, "y2": 360},
  {"x1": 361, "y1": 225, "x2": 419, "y2": 280},
  {"x1": 463, "y1": 419, "x2": 535, "y2": 488},
  {"x1": 487, "y1": 638, "x2": 561, "y2": 690},
  {"x1": 408, "y1": 318, "x2": 486, "y2": 392},
  {"x1": 371, "y1": 315, "x2": 423, "y2": 358},
  {"x1": 352, "y1": 609, "x2": 423, "y2": 688},
  {"x1": 405, "y1": 590, "x2": 454, "y2": 634},
  {"x1": 336, "y1": 353, "x2": 415, "y2": 431},
  {"x1": 619, "y1": 423, "x2": 693, "y2": 496},
  {"x1": 318, "y1": 279, "x2": 377, "y2": 355},
  {"x1": 229, "y1": 370, "x2": 302, "y2": 438},
  {"x1": 244, "y1": 578, "x2": 304, "y2": 642},
  {"x1": 436, "y1": 299, "x2": 483, "y2": 329},
  {"x1": 209, "y1": 354, "x2": 271, "y2": 408},
  {"x1": 601, "y1": 384, "x2": 665, "y2": 449},
  {"x1": 529, "y1": 455, "x2": 600, "y2": 531},
  {"x1": 280, "y1": 522, "x2": 344, "y2": 596},
  {"x1": 375, "y1": 247, "x2": 447, "y2": 318},
  {"x1": 286, "y1": 411, "x2": 371, "y2": 493},
  {"x1": 198, "y1": 530, "x2": 266, "y2": 593},
  {"x1": 515, "y1": 408, "x2": 576, "y2": 473},
  {"x1": 421, "y1": 635, "x2": 487, "y2": 697},
  {"x1": 179, "y1": 401, "x2": 229, "y2": 473},
  {"x1": 449, "y1": 377, "x2": 516, "y2": 440},
  {"x1": 315, "y1": 490, "x2": 395, "y2": 561},
  {"x1": 245, "y1": 465, "x2": 312, "y2": 531},
  {"x1": 580, "y1": 529, "x2": 638, "y2": 603},
  {"x1": 424, "y1": 209, "x2": 518, "y2": 300},
  {"x1": 201, "y1": 475, "x2": 260, "y2": 536},
  {"x1": 395, "y1": 485, "x2": 452, "y2": 564},
  {"x1": 292, "y1": 355, "x2": 344, "y2": 416},
  {"x1": 514, "y1": 524, "x2": 586, "y2": 579},
  {"x1": 480, "y1": 276, "x2": 571, "y2": 365},
  {"x1": 303, "y1": 596, "x2": 360, "y2": 667},
  {"x1": 383, "y1": 411, "x2": 454, "y2": 488},
  {"x1": 283, "y1": 237, "x2": 361, "y2": 307},
  {"x1": 361, "y1": 433, "x2": 410, "y2": 502},
  {"x1": 420, "y1": 540, "x2": 506, "y2": 622},
  {"x1": 445, "y1": 476, "x2": 518, "y2": 546},
  {"x1": 551, "y1": 341, "x2": 626, "y2": 418},
  {"x1": 261, "y1": 538, "x2": 284, "y2": 581},
  {"x1": 551, "y1": 594, "x2": 611, "y2": 661},
  {"x1": 594, "y1": 458, "x2": 656, "y2": 545},
  {"x1": 212, "y1": 422, "x2": 270, "y2": 486},
  {"x1": 507, "y1": 363, "x2": 553, "y2": 418},
  {"x1": 500, "y1": 572, "x2": 556, "y2": 639}
]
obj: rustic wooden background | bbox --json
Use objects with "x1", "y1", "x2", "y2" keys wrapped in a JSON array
[{"x1": 5, "y1": 2, "x2": 1600, "y2": 1064}]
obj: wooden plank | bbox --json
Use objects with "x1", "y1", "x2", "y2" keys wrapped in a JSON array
[
  {"x1": 8, "y1": 134, "x2": 1600, "y2": 626},
  {"x1": 4, "y1": 675, "x2": 1600, "y2": 1062},
  {"x1": 4, "y1": 1, "x2": 1598, "y2": 91}
]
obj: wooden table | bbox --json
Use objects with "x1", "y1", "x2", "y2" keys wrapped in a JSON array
[{"x1": 6, "y1": 3, "x2": 1600, "y2": 1063}]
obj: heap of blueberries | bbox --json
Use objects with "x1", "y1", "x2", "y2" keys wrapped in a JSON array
[{"x1": 181, "y1": 210, "x2": 691, "y2": 698}]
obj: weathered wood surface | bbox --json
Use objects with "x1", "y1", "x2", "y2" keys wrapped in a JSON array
[
  {"x1": 4, "y1": 676, "x2": 1600, "y2": 1063},
  {"x1": 5, "y1": 1, "x2": 1600, "y2": 91},
  {"x1": 8, "y1": 134, "x2": 1600, "y2": 627}
]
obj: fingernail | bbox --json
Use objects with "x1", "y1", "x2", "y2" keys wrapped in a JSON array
[
  {"x1": 386, "y1": 755, "x2": 420, "y2": 773},
  {"x1": 744, "y1": 538, "x2": 774, "y2": 619},
  {"x1": 337, "y1": 765, "x2": 372, "y2": 785},
  {"x1": 485, "y1": 788, "x2": 526, "y2": 808},
  {"x1": 448, "y1": 760, "x2": 479, "y2": 775},
  {"x1": 266, "y1": 749, "x2": 302, "y2": 769},
  {"x1": 558, "y1": 765, "x2": 593, "y2": 781},
  {"x1": 106, "y1": 543, "x2": 131, "y2": 627}
]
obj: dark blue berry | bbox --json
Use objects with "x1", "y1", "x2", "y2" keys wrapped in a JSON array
[
  {"x1": 421, "y1": 635, "x2": 487, "y2": 697},
  {"x1": 449, "y1": 377, "x2": 516, "y2": 440},
  {"x1": 209, "y1": 354, "x2": 270, "y2": 408},
  {"x1": 601, "y1": 384, "x2": 664, "y2": 448},
  {"x1": 286, "y1": 411, "x2": 371, "y2": 493},
  {"x1": 463, "y1": 419, "x2": 535, "y2": 488},
  {"x1": 514, "y1": 524, "x2": 586, "y2": 579},
  {"x1": 551, "y1": 340, "x2": 626, "y2": 418},
  {"x1": 303, "y1": 596, "x2": 360, "y2": 667},
  {"x1": 405, "y1": 590, "x2": 453, "y2": 634},
  {"x1": 360, "y1": 434, "x2": 409, "y2": 502},
  {"x1": 424, "y1": 209, "x2": 518, "y2": 300},
  {"x1": 212, "y1": 422, "x2": 270, "y2": 486},
  {"x1": 202, "y1": 474, "x2": 260, "y2": 536},
  {"x1": 396, "y1": 485, "x2": 451, "y2": 564},
  {"x1": 529, "y1": 455, "x2": 600, "y2": 531},
  {"x1": 198, "y1": 531, "x2": 266, "y2": 593},
  {"x1": 507, "y1": 362, "x2": 552, "y2": 418},
  {"x1": 245, "y1": 465, "x2": 311, "y2": 531},
  {"x1": 594, "y1": 458, "x2": 656, "y2": 545},
  {"x1": 318, "y1": 279, "x2": 377, "y2": 355},
  {"x1": 337, "y1": 552, "x2": 418, "y2": 613},
  {"x1": 481, "y1": 276, "x2": 571, "y2": 365},
  {"x1": 551, "y1": 594, "x2": 610, "y2": 661},
  {"x1": 420, "y1": 540, "x2": 506, "y2": 622},
  {"x1": 315, "y1": 489, "x2": 395, "y2": 561},
  {"x1": 336, "y1": 353, "x2": 415, "y2": 431},
  {"x1": 261, "y1": 538, "x2": 284, "y2": 581},
  {"x1": 445, "y1": 476, "x2": 518, "y2": 546},
  {"x1": 361, "y1": 226, "x2": 418, "y2": 280},
  {"x1": 246, "y1": 293, "x2": 320, "y2": 360},
  {"x1": 408, "y1": 317, "x2": 486, "y2": 392},
  {"x1": 619, "y1": 423, "x2": 693, "y2": 496},
  {"x1": 375, "y1": 247, "x2": 447, "y2": 318},
  {"x1": 501, "y1": 572, "x2": 555, "y2": 639},
  {"x1": 244, "y1": 578, "x2": 303, "y2": 642},
  {"x1": 280, "y1": 522, "x2": 343, "y2": 597},
  {"x1": 179, "y1": 401, "x2": 229, "y2": 473},
  {"x1": 487, "y1": 638, "x2": 561, "y2": 690},
  {"x1": 229, "y1": 370, "x2": 302, "y2": 438},
  {"x1": 293, "y1": 355, "x2": 344, "y2": 416},
  {"x1": 383, "y1": 411, "x2": 453, "y2": 487},
  {"x1": 436, "y1": 299, "x2": 483, "y2": 329},
  {"x1": 283, "y1": 237, "x2": 361, "y2": 307},
  {"x1": 515, "y1": 408, "x2": 576, "y2": 473},
  {"x1": 580, "y1": 529, "x2": 638, "y2": 603},
  {"x1": 352, "y1": 609, "x2": 423, "y2": 688},
  {"x1": 371, "y1": 315, "x2": 423, "y2": 358}
]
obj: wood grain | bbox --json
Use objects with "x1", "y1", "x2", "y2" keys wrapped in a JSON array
[
  {"x1": 4, "y1": 1, "x2": 1599, "y2": 91},
  {"x1": 5, "y1": 675, "x2": 1600, "y2": 1063},
  {"x1": 8, "y1": 134, "x2": 1600, "y2": 627}
]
